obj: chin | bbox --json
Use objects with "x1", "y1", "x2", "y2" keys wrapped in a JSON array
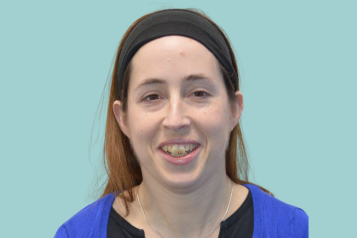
[{"x1": 159, "y1": 169, "x2": 208, "y2": 191}]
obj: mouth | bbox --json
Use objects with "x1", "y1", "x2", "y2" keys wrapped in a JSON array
[
  {"x1": 158, "y1": 143, "x2": 200, "y2": 165},
  {"x1": 160, "y1": 143, "x2": 199, "y2": 157}
]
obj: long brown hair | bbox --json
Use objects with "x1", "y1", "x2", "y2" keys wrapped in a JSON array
[{"x1": 96, "y1": 8, "x2": 272, "y2": 216}]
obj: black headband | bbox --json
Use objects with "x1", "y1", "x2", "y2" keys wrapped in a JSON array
[{"x1": 117, "y1": 9, "x2": 238, "y2": 97}]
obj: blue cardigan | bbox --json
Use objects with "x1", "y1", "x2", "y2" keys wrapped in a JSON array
[{"x1": 54, "y1": 184, "x2": 308, "y2": 237}]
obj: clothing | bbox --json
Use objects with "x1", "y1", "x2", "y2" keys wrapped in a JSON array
[
  {"x1": 54, "y1": 184, "x2": 309, "y2": 238},
  {"x1": 107, "y1": 190, "x2": 253, "y2": 238}
]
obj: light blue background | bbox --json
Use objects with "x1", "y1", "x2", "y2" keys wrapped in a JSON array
[{"x1": 0, "y1": 0, "x2": 356, "y2": 237}]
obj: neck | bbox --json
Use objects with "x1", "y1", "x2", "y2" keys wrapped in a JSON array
[{"x1": 138, "y1": 172, "x2": 233, "y2": 238}]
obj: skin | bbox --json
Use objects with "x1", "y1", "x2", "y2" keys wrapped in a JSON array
[{"x1": 113, "y1": 36, "x2": 248, "y2": 238}]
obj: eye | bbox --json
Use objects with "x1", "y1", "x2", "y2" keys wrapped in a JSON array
[
  {"x1": 143, "y1": 94, "x2": 162, "y2": 101},
  {"x1": 191, "y1": 91, "x2": 209, "y2": 97}
]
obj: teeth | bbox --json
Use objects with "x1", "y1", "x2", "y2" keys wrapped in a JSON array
[
  {"x1": 172, "y1": 145, "x2": 178, "y2": 154},
  {"x1": 161, "y1": 144, "x2": 198, "y2": 157},
  {"x1": 179, "y1": 145, "x2": 185, "y2": 154}
]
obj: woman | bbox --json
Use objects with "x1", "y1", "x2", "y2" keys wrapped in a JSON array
[{"x1": 55, "y1": 9, "x2": 308, "y2": 238}]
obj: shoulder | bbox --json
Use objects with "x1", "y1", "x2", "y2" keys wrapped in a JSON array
[
  {"x1": 243, "y1": 184, "x2": 308, "y2": 237},
  {"x1": 54, "y1": 193, "x2": 115, "y2": 238}
]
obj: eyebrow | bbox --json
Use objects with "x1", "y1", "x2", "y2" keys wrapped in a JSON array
[{"x1": 134, "y1": 74, "x2": 213, "y2": 91}]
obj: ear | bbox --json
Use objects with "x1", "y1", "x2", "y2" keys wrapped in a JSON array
[
  {"x1": 113, "y1": 100, "x2": 130, "y2": 139},
  {"x1": 230, "y1": 91, "x2": 244, "y2": 131}
]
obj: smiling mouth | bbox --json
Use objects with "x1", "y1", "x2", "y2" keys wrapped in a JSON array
[{"x1": 161, "y1": 144, "x2": 199, "y2": 157}]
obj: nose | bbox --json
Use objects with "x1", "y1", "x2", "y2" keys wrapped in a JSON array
[{"x1": 162, "y1": 97, "x2": 191, "y2": 132}]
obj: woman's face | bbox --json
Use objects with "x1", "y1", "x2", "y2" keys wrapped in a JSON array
[{"x1": 114, "y1": 36, "x2": 243, "y2": 189}]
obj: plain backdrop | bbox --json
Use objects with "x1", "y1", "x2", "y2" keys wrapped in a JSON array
[{"x1": 0, "y1": 0, "x2": 356, "y2": 237}]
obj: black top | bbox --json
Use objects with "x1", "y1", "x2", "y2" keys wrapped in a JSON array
[{"x1": 107, "y1": 190, "x2": 253, "y2": 238}]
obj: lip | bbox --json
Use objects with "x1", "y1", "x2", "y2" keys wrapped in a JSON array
[
  {"x1": 158, "y1": 144, "x2": 201, "y2": 165},
  {"x1": 157, "y1": 139, "x2": 200, "y2": 148}
]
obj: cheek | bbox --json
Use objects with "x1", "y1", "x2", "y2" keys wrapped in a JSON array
[
  {"x1": 128, "y1": 110, "x2": 158, "y2": 138},
  {"x1": 197, "y1": 101, "x2": 231, "y2": 143},
  {"x1": 206, "y1": 100, "x2": 230, "y2": 124},
  {"x1": 126, "y1": 109, "x2": 160, "y2": 163}
]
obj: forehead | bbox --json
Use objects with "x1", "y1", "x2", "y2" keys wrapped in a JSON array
[{"x1": 130, "y1": 36, "x2": 221, "y2": 81}]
